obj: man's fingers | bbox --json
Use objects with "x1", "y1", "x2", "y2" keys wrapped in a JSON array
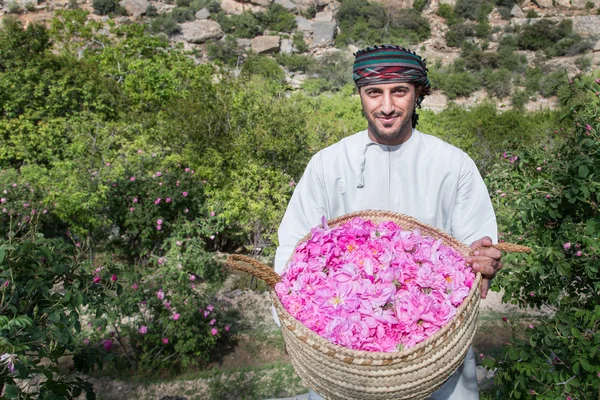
[
  {"x1": 472, "y1": 262, "x2": 497, "y2": 277},
  {"x1": 481, "y1": 278, "x2": 489, "y2": 299},
  {"x1": 470, "y1": 236, "x2": 493, "y2": 250}
]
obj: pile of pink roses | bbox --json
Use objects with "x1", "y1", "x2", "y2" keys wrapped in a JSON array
[{"x1": 275, "y1": 217, "x2": 475, "y2": 352}]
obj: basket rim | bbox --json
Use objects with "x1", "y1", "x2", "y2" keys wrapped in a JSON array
[{"x1": 275, "y1": 209, "x2": 482, "y2": 360}]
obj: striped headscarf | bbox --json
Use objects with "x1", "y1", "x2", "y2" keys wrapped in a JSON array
[{"x1": 353, "y1": 45, "x2": 431, "y2": 108}]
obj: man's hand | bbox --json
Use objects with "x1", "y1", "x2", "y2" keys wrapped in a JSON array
[{"x1": 466, "y1": 236, "x2": 502, "y2": 299}]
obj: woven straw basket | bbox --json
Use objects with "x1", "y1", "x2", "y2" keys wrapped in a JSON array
[{"x1": 226, "y1": 210, "x2": 530, "y2": 400}]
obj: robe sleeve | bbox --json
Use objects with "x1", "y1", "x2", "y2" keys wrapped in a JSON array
[
  {"x1": 450, "y1": 155, "x2": 498, "y2": 246},
  {"x1": 274, "y1": 152, "x2": 329, "y2": 275}
]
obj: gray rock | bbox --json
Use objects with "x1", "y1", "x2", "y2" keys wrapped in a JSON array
[
  {"x1": 118, "y1": 0, "x2": 149, "y2": 18},
  {"x1": 195, "y1": 8, "x2": 210, "y2": 19},
  {"x1": 295, "y1": 16, "x2": 313, "y2": 32},
  {"x1": 290, "y1": 0, "x2": 315, "y2": 11},
  {"x1": 594, "y1": 40, "x2": 600, "y2": 52},
  {"x1": 181, "y1": 20, "x2": 224, "y2": 44},
  {"x1": 237, "y1": 38, "x2": 252, "y2": 50},
  {"x1": 438, "y1": 0, "x2": 457, "y2": 6},
  {"x1": 314, "y1": 10, "x2": 333, "y2": 22},
  {"x1": 312, "y1": 21, "x2": 336, "y2": 47},
  {"x1": 252, "y1": 35, "x2": 281, "y2": 53},
  {"x1": 510, "y1": 4, "x2": 524, "y2": 17},
  {"x1": 275, "y1": 0, "x2": 296, "y2": 11},
  {"x1": 280, "y1": 38, "x2": 294, "y2": 54},
  {"x1": 556, "y1": 0, "x2": 570, "y2": 6},
  {"x1": 220, "y1": 0, "x2": 266, "y2": 15},
  {"x1": 533, "y1": 0, "x2": 553, "y2": 8}
]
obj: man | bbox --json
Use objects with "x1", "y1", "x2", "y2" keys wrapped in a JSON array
[{"x1": 274, "y1": 45, "x2": 502, "y2": 399}]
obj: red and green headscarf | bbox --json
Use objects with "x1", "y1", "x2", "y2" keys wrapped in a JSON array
[{"x1": 353, "y1": 45, "x2": 432, "y2": 124}]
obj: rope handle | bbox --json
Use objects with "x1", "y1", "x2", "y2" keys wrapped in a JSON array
[
  {"x1": 469, "y1": 242, "x2": 531, "y2": 256},
  {"x1": 225, "y1": 254, "x2": 281, "y2": 288}
]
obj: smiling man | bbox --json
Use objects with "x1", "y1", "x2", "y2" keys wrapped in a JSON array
[{"x1": 274, "y1": 45, "x2": 501, "y2": 399}]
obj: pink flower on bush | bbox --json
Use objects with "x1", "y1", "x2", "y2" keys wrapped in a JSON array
[
  {"x1": 586, "y1": 124, "x2": 592, "y2": 131},
  {"x1": 164, "y1": 301, "x2": 171, "y2": 310},
  {"x1": 529, "y1": 291, "x2": 535, "y2": 297},
  {"x1": 130, "y1": 176, "x2": 136, "y2": 182},
  {"x1": 563, "y1": 242, "x2": 571, "y2": 250},
  {"x1": 176, "y1": 241, "x2": 182, "y2": 246},
  {"x1": 536, "y1": 167, "x2": 542, "y2": 171},
  {"x1": 130, "y1": 207, "x2": 135, "y2": 212},
  {"x1": 529, "y1": 324, "x2": 534, "y2": 329},
  {"x1": 156, "y1": 289, "x2": 165, "y2": 300},
  {"x1": 211, "y1": 328, "x2": 218, "y2": 335},
  {"x1": 172, "y1": 313, "x2": 180, "y2": 321},
  {"x1": 111, "y1": 274, "x2": 118, "y2": 282},
  {"x1": 157, "y1": 219, "x2": 163, "y2": 225},
  {"x1": 158, "y1": 257, "x2": 166, "y2": 265},
  {"x1": 289, "y1": 181, "x2": 295, "y2": 186},
  {"x1": 93, "y1": 276, "x2": 101, "y2": 284},
  {"x1": 0, "y1": 198, "x2": 5, "y2": 203},
  {"x1": 156, "y1": 225, "x2": 161, "y2": 231},
  {"x1": 133, "y1": 198, "x2": 138, "y2": 203},
  {"x1": 210, "y1": 318, "x2": 216, "y2": 326},
  {"x1": 166, "y1": 197, "x2": 171, "y2": 203},
  {"x1": 102, "y1": 339, "x2": 113, "y2": 351},
  {"x1": 162, "y1": 338, "x2": 169, "y2": 345},
  {"x1": 185, "y1": 168, "x2": 190, "y2": 172},
  {"x1": 210, "y1": 211, "x2": 215, "y2": 217},
  {"x1": 189, "y1": 275, "x2": 196, "y2": 281},
  {"x1": 225, "y1": 325, "x2": 230, "y2": 332},
  {"x1": 132, "y1": 283, "x2": 139, "y2": 290},
  {"x1": 210, "y1": 235, "x2": 215, "y2": 240},
  {"x1": 545, "y1": 195, "x2": 551, "y2": 199},
  {"x1": 156, "y1": 172, "x2": 162, "y2": 177},
  {"x1": 155, "y1": 198, "x2": 161, "y2": 205},
  {"x1": 23, "y1": 203, "x2": 29, "y2": 209},
  {"x1": 105, "y1": 162, "x2": 111, "y2": 166},
  {"x1": 576, "y1": 251, "x2": 582, "y2": 257},
  {"x1": 176, "y1": 181, "x2": 180, "y2": 187},
  {"x1": 185, "y1": 208, "x2": 189, "y2": 213},
  {"x1": 139, "y1": 326, "x2": 148, "y2": 334},
  {"x1": 182, "y1": 191, "x2": 188, "y2": 197},
  {"x1": 82, "y1": 339, "x2": 90, "y2": 345},
  {"x1": 137, "y1": 149, "x2": 143, "y2": 154}
]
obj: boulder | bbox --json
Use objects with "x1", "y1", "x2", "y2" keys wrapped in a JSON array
[
  {"x1": 220, "y1": 0, "x2": 265, "y2": 15},
  {"x1": 556, "y1": 0, "x2": 570, "y2": 6},
  {"x1": 252, "y1": 35, "x2": 281, "y2": 53},
  {"x1": 181, "y1": 20, "x2": 224, "y2": 43},
  {"x1": 290, "y1": 0, "x2": 315, "y2": 11},
  {"x1": 510, "y1": 4, "x2": 524, "y2": 17},
  {"x1": 314, "y1": 10, "x2": 333, "y2": 22},
  {"x1": 195, "y1": 8, "x2": 210, "y2": 19},
  {"x1": 312, "y1": 21, "x2": 336, "y2": 47},
  {"x1": 281, "y1": 38, "x2": 294, "y2": 54},
  {"x1": 533, "y1": 0, "x2": 553, "y2": 8},
  {"x1": 237, "y1": 38, "x2": 253, "y2": 50},
  {"x1": 295, "y1": 16, "x2": 313, "y2": 32},
  {"x1": 274, "y1": 0, "x2": 296, "y2": 11},
  {"x1": 594, "y1": 40, "x2": 600, "y2": 52},
  {"x1": 119, "y1": 0, "x2": 149, "y2": 18}
]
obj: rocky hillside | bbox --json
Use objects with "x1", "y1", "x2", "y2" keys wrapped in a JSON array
[{"x1": 2, "y1": 0, "x2": 600, "y2": 111}]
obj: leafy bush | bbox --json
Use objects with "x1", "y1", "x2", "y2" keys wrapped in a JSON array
[
  {"x1": 292, "y1": 31, "x2": 308, "y2": 53},
  {"x1": 216, "y1": 11, "x2": 263, "y2": 38},
  {"x1": 575, "y1": 55, "x2": 592, "y2": 72},
  {"x1": 483, "y1": 76, "x2": 600, "y2": 399},
  {"x1": 517, "y1": 19, "x2": 575, "y2": 56},
  {"x1": 510, "y1": 88, "x2": 529, "y2": 110},
  {"x1": 475, "y1": 18, "x2": 491, "y2": 38},
  {"x1": 276, "y1": 53, "x2": 314, "y2": 72},
  {"x1": 148, "y1": 12, "x2": 181, "y2": 36},
  {"x1": 241, "y1": 54, "x2": 285, "y2": 82},
  {"x1": 454, "y1": 0, "x2": 493, "y2": 20},
  {"x1": 170, "y1": 6, "x2": 195, "y2": 22},
  {"x1": 445, "y1": 22, "x2": 476, "y2": 47},
  {"x1": 462, "y1": 50, "x2": 500, "y2": 70},
  {"x1": 525, "y1": 9, "x2": 539, "y2": 18},
  {"x1": 437, "y1": 3, "x2": 460, "y2": 25},
  {"x1": 497, "y1": 46, "x2": 527, "y2": 73},
  {"x1": 259, "y1": 4, "x2": 296, "y2": 33},
  {"x1": 207, "y1": 36, "x2": 241, "y2": 66},
  {"x1": 336, "y1": 0, "x2": 430, "y2": 46},
  {"x1": 481, "y1": 68, "x2": 513, "y2": 98},
  {"x1": 307, "y1": 51, "x2": 354, "y2": 92},
  {"x1": 430, "y1": 70, "x2": 481, "y2": 99},
  {"x1": 413, "y1": 0, "x2": 427, "y2": 11},
  {"x1": 146, "y1": 4, "x2": 158, "y2": 17},
  {"x1": 92, "y1": 0, "x2": 124, "y2": 15}
]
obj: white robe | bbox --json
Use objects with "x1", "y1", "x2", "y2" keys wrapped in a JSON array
[{"x1": 274, "y1": 128, "x2": 497, "y2": 399}]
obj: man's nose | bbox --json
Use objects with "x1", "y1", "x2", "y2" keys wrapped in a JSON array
[{"x1": 380, "y1": 92, "x2": 394, "y2": 115}]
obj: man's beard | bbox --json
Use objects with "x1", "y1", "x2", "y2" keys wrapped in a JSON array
[{"x1": 365, "y1": 111, "x2": 414, "y2": 144}]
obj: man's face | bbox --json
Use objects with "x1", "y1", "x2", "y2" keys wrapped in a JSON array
[{"x1": 359, "y1": 82, "x2": 420, "y2": 146}]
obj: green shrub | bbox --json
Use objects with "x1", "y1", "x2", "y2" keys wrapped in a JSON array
[
  {"x1": 475, "y1": 18, "x2": 491, "y2": 38},
  {"x1": 7, "y1": 1, "x2": 21, "y2": 13},
  {"x1": 538, "y1": 70, "x2": 566, "y2": 98},
  {"x1": 585, "y1": 0, "x2": 594, "y2": 8},
  {"x1": 207, "y1": 36, "x2": 241, "y2": 67},
  {"x1": 259, "y1": 4, "x2": 296, "y2": 32},
  {"x1": 241, "y1": 54, "x2": 285, "y2": 82},
  {"x1": 454, "y1": 0, "x2": 493, "y2": 20},
  {"x1": 93, "y1": 0, "x2": 119, "y2": 14},
  {"x1": 307, "y1": 51, "x2": 354, "y2": 92},
  {"x1": 171, "y1": 6, "x2": 195, "y2": 22},
  {"x1": 276, "y1": 53, "x2": 314, "y2": 72},
  {"x1": 216, "y1": 11, "x2": 263, "y2": 38},
  {"x1": 481, "y1": 68, "x2": 513, "y2": 98},
  {"x1": 445, "y1": 22, "x2": 476, "y2": 47},
  {"x1": 437, "y1": 3, "x2": 460, "y2": 25},
  {"x1": 189, "y1": 0, "x2": 220, "y2": 13},
  {"x1": 575, "y1": 55, "x2": 592, "y2": 72},
  {"x1": 483, "y1": 77, "x2": 600, "y2": 399},
  {"x1": 525, "y1": 9, "x2": 539, "y2": 18},
  {"x1": 336, "y1": 0, "x2": 430, "y2": 46},
  {"x1": 524, "y1": 67, "x2": 543, "y2": 94},
  {"x1": 463, "y1": 50, "x2": 500, "y2": 70},
  {"x1": 517, "y1": 19, "x2": 574, "y2": 55},
  {"x1": 301, "y1": 3, "x2": 317, "y2": 19},
  {"x1": 510, "y1": 88, "x2": 529, "y2": 109},
  {"x1": 497, "y1": 46, "x2": 527, "y2": 72},
  {"x1": 432, "y1": 70, "x2": 481, "y2": 99},
  {"x1": 293, "y1": 31, "x2": 308, "y2": 53},
  {"x1": 498, "y1": 6, "x2": 511, "y2": 20},
  {"x1": 148, "y1": 12, "x2": 181, "y2": 36},
  {"x1": 413, "y1": 0, "x2": 427, "y2": 11},
  {"x1": 559, "y1": 38, "x2": 593, "y2": 56},
  {"x1": 146, "y1": 4, "x2": 158, "y2": 17}
]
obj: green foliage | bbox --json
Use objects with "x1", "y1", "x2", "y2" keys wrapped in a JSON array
[
  {"x1": 147, "y1": 12, "x2": 181, "y2": 36},
  {"x1": 525, "y1": 9, "x2": 539, "y2": 18},
  {"x1": 0, "y1": 207, "x2": 117, "y2": 398},
  {"x1": 454, "y1": 0, "x2": 493, "y2": 20},
  {"x1": 241, "y1": 54, "x2": 285, "y2": 82},
  {"x1": 207, "y1": 36, "x2": 241, "y2": 67},
  {"x1": 306, "y1": 51, "x2": 354, "y2": 92},
  {"x1": 437, "y1": 4, "x2": 461, "y2": 26},
  {"x1": 170, "y1": 6, "x2": 196, "y2": 22},
  {"x1": 216, "y1": 11, "x2": 263, "y2": 38},
  {"x1": 429, "y1": 69, "x2": 480, "y2": 99},
  {"x1": 146, "y1": 4, "x2": 158, "y2": 17},
  {"x1": 483, "y1": 76, "x2": 600, "y2": 399},
  {"x1": 475, "y1": 18, "x2": 491, "y2": 39},
  {"x1": 276, "y1": 53, "x2": 314, "y2": 72},
  {"x1": 260, "y1": 4, "x2": 297, "y2": 32},
  {"x1": 336, "y1": 0, "x2": 430, "y2": 46},
  {"x1": 413, "y1": 0, "x2": 428, "y2": 11},
  {"x1": 517, "y1": 19, "x2": 581, "y2": 57},
  {"x1": 93, "y1": 0, "x2": 124, "y2": 15},
  {"x1": 586, "y1": 0, "x2": 595, "y2": 8},
  {"x1": 481, "y1": 68, "x2": 513, "y2": 98},
  {"x1": 575, "y1": 55, "x2": 592, "y2": 72},
  {"x1": 445, "y1": 22, "x2": 476, "y2": 47},
  {"x1": 292, "y1": 31, "x2": 309, "y2": 53}
]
